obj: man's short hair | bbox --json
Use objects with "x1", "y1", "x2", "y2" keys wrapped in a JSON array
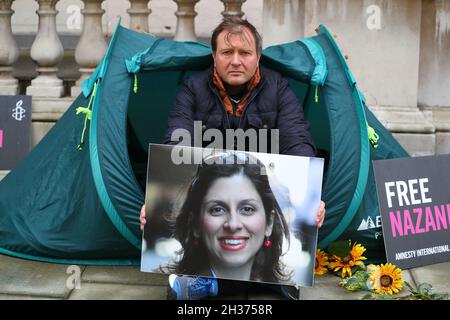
[{"x1": 211, "y1": 17, "x2": 262, "y2": 56}]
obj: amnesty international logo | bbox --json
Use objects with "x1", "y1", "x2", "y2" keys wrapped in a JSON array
[
  {"x1": 357, "y1": 215, "x2": 382, "y2": 231},
  {"x1": 12, "y1": 100, "x2": 26, "y2": 121}
]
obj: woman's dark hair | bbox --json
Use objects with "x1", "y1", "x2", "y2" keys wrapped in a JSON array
[
  {"x1": 211, "y1": 17, "x2": 263, "y2": 56},
  {"x1": 167, "y1": 152, "x2": 291, "y2": 284}
]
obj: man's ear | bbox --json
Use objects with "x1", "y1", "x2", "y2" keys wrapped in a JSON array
[{"x1": 265, "y1": 210, "x2": 275, "y2": 237}]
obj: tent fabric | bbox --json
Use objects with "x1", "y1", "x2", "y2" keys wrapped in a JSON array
[
  {"x1": 0, "y1": 23, "x2": 408, "y2": 265},
  {"x1": 0, "y1": 94, "x2": 139, "y2": 264}
]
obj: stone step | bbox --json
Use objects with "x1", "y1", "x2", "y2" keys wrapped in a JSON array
[
  {"x1": 68, "y1": 282, "x2": 166, "y2": 300},
  {"x1": 0, "y1": 294, "x2": 59, "y2": 300},
  {"x1": 0, "y1": 254, "x2": 78, "y2": 299},
  {"x1": 300, "y1": 269, "x2": 416, "y2": 300},
  {"x1": 409, "y1": 261, "x2": 450, "y2": 294},
  {"x1": 81, "y1": 266, "x2": 169, "y2": 286}
]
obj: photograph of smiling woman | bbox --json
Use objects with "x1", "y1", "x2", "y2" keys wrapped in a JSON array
[{"x1": 161, "y1": 151, "x2": 293, "y2": 284}]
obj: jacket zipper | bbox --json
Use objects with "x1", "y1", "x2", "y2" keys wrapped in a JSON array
[
  {"x1": 209, "y1": 82, "x2": 232, "y2": 129},
  {"x1": 238, "y1": 80, "x2": 265, "y2": 129}
]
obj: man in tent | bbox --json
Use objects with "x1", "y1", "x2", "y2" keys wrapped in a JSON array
[{"x1": 141, "y1": 17, "x2": 326, "y2": 300}]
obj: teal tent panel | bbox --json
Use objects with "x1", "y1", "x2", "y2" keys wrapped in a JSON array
[
  {"x1": 0, "y1": 94, "x2": 139, "y2": 263},
  {"x1": 126, "y1": 39, "x2": 212, "y2": 73},
  {"x1": 261, "y1": 41, "x2": 316, "y2": 83},
  {"x1": 304, "y1": 33, "x2": 366, "y2": 246},
  {"x1": 92, "y1": 27, "x2": 218, "y2": 248},
  {"x1": 337, "y1": 105, "x2": 409, "y2": 262},
  {"x1": 91, "y1": 27, "x2": 163, "y2": 247}
]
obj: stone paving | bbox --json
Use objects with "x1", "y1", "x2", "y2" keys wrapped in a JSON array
[{"x1": 0, "y1": 253, "x2": 448, "y2": 300}]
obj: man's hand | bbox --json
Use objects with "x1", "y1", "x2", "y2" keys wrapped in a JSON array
[
  {"x1": 140, "y1": 204, "x2": 146, "y2": 231},
  {"x1": 316, "y1": 201, "x2": 326, "y2": 229}
]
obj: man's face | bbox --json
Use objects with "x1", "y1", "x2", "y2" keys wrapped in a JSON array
[{"x1": 213, "y1": 28, "x2": 260, "y2": 87}]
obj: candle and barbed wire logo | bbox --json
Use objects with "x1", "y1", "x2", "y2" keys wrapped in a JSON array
[
  {"x1": 66, "y1": 265, "x2": 82, "y2": 290},
  {"x1": 11, "y1": 100, "x2": 26, "y2": 121}
]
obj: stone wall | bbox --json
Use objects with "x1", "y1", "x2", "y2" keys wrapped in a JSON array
[{"x1": 262, "y1": 0, "x2": 450, "y2": 156}]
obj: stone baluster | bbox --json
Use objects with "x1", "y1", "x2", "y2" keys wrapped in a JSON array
[
  {"x1": 0, "y1": 0, "x2": 19, "y2": 95},
  {"x1": 173, "y1": 0, "x2": 199, "y2": 42},
  {"x1": 71, "y1": 0, "x2": 107, "y2": 97},
  {"x1": 128, "y1": 0, "x2": 151, "y2": 33},
  {"x1": 220, "y1": 0, "x2": 246, "y2": 19},
  {"x1": 26, "y1": 0, "x2": 64, "y2": 97}
]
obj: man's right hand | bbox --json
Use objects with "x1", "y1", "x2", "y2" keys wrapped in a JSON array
[{"x1": 140, "y1": 204, "x2": 146, "y2": 231}]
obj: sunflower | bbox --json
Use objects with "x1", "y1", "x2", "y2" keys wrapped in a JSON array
[
  {"x1": 368, "y1": 263, "x2": 404, "y2": 295},
  {"x1": 328, "y1": 243, "x2": 367, "y2": 278},
  {"x1": 315, "y1": 249, "x2": 329, "y2": 275}
]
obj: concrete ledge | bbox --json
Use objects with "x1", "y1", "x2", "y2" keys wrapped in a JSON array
[
  {"x1": 68, "y1": 283, "x2": 167, "y2": 300},
  {"x1": 436, "y1": 132, "x2": 450, "y2": 155},
  {"x1": 31, "y1": 122, "x2": 56, "y2": 148},
  {"x1": 300, "y1": 270, "x2": 415, "y2": 300},
  {"x1": 81, "y1": 266, "x2": 169, "y2": 286},
  {"x1": 370, "y1": 106, "x2": 436, "y2": 134},
  {"x1": 0, "y1": 254, "x2": 77, "y2": 299},
  {"x1": 393, "y1": 133, "x2": 436, "y2": 157},
  {"x1": 0, "y1": 294, "x2": 60, "y2": 300},
  {"x1": 422, "y1": 106, "x2": 450, "y2": 154},
  {"x1": 32, "y1": 97, "x2": 75, "y2": 121},
  {"x1": 409, "y1": 261, "x2": 450, "y2": 294},
  {"x1": 422, "y1": 106, "x2": 450, "y2": 132}
]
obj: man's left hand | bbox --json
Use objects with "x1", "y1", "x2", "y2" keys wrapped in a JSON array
[{"x1": 316, "y1": 201, "x2": 326, "y2": 229}]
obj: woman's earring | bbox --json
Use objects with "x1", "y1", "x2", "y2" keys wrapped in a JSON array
[{"x1": 263, "y1": 237, "x2": 272, "y2": 248}]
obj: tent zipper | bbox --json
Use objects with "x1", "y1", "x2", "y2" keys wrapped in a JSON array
[{"x1": 76, "y1": 80, "x2": 98, "y2": 150}]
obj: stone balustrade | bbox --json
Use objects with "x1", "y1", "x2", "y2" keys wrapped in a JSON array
[
  {"x1": 0, "y1": 0, "x2": 449, "y2": 156},
  {"x1": 0, "y1": 0, "x2": 246, "y2": 153}
]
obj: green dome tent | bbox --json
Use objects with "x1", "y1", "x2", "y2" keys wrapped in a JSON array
[{"x1": 0, "y1": 22, "x2": 408, "y2": 265}]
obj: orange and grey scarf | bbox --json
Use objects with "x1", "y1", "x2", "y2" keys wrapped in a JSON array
[{"x1": 212, "y1": 67, "x2": 261, "y2": 116}]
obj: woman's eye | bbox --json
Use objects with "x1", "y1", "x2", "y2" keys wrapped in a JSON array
[
  {"x1": 209, "y1": 206, "x2": 226, "y2": 216},
  {"x1": 240, "y1": 206, "x2": 255, "y2": 215}
]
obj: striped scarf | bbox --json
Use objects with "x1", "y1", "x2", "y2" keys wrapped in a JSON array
[{"x1": 212, "y1": 67, "x2": 261, "y2": 116}]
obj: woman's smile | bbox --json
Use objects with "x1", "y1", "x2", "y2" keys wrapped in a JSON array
[{"x1": 218, "y1": 236, "x2": 249, "y2": 251}]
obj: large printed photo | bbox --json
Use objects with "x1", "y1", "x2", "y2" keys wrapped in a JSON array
[{"x1": 141, "y1": 144, "x2": 324, "y2": 287}]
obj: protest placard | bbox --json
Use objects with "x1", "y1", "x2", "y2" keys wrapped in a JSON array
[{"x1": 374, "y1": 155, "x2": 450, "y2": 269}]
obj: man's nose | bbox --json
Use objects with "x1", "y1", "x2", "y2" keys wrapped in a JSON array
[
  {"x1": 231, "y1": 53, "x2": 241, "y2": 66},
  {"x1": 224, "y1": 212, "x2": 243, "y2": 232}
]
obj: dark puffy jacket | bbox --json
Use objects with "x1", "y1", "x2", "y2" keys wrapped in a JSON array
[{"x1": 164, "y1": 65, "x2": 316, "y2": 157}]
